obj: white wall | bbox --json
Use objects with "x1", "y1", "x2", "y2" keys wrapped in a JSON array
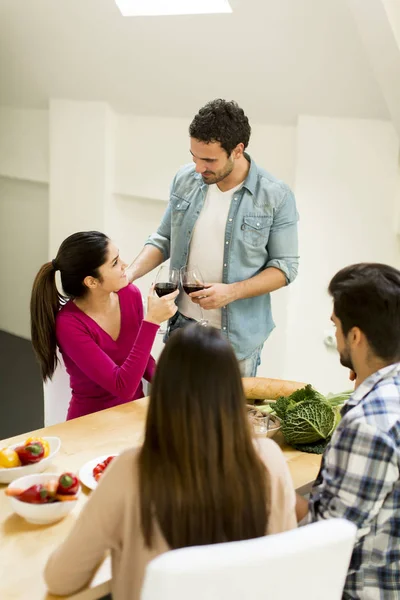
[
  {"x1": 285, "y1": 116, "x2": 400, "y2": 394},
  {"x1": 0, "y1": 177, "x2": 49, "y2": 338},
  {"x1": 0, "y1": 108, "x2": 48, "y2": 183},
  {"x1": 115, "y1": 116, "x2": 189, "y2": 201},
  {"x1": 0, "y1": 107, "x2": 49, "y2": 338},
  {"x1": 48, "y1": 100, "x2": 116, "y2": 255},
  {"x1": 382, "y1": 0, "x2": 400, "y2": 47}
]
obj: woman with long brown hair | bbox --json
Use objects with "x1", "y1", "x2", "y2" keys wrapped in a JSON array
[
  {"x1": 44, "y1": 325, "x2": 296, "y2": 600},
  {"x1": 30, "y1": 231, "x2": 178, "y2": 419}
]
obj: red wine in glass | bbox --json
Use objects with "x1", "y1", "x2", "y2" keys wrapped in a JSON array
[
  {"x1": 154, "y1": 266, "x2": 179, "y2": 335},
  {"x1": 182, "y1": 283, "x2": 205, "y2": 295},
  {"x1": 155, "y1": 282, "x2": 178, "y2": 297},
  {"x1": 180, "y1": 266, "x2": 208, "y2": 327}
]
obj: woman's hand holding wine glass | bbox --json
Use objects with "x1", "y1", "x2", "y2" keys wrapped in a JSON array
[
  {"x1": 145, "y1": 286, "x2": 179, "y2": 327},
  {"x1": 148, "y1": 265, "x2": 180, "y2": 334}
]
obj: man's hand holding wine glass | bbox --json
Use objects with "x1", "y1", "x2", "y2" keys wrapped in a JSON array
[{"x1": 189, "y1": 283, "x2": 237, "y2": 310}]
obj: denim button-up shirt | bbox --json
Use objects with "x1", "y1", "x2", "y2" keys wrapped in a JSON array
[{"x1": 146, "y1": 154, "x2": 299, "y2": 360}]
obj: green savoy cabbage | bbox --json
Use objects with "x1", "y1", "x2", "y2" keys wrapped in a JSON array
[
  {"x1": 273, "y1": 385, "x2": 352, "y2": 453},
  {"x1": 280, "y1": 400, "x2": 336, "y2": 445}
]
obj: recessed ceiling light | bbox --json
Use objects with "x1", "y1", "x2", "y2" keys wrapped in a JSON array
[{"x1": 115, "y1": 0, "x2": 232, "y2": 17}]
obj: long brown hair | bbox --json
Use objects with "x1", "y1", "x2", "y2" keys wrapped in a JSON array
[
  {"x1": 30, "y1": 231, "x2": 109, "y2": 381},
  {"x1": 138, "y1": 325, "x2": 270, "y2": 550}
]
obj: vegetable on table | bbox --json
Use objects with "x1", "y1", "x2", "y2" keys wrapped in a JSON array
[
  {"x1": 15, "y1": 442, "x2": 45, "y2": 465},
  {"x1": 259, "y1": 384, "x2": 353, "y2": 454},
  {"x1": 0, "y1": 448, "x2": 21, "y2": 469},
  {"x1": 281, "y1": 400, "x2": 335, "y2": 445},
  {"x1": 57, "y1": 473, "x2": 79, "y2": 495},
  {"x1": 55, "y1": 494, "x2": 79, "y2": 502},
  {"x1": 5, "y1": 472, "x2": 80, "y2": 504},
  {"x1": 0, "y1": 438, "x2": 50, "y2": 469},
  {"x1": 25, "y1": 437, "x2": 50, "y2": 458},
  {"x1": 12, "y1": 484, "x2": 52, "y2": 504},
  {"x1": 93, "y1": 456, "x2": 115, "y2": 482}
]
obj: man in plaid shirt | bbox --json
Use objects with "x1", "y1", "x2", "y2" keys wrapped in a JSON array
[{"x1": 296, "y1": 263, "x2": 400, "y2": 599}]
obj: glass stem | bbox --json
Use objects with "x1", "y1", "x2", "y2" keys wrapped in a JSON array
[{"x1": 198, "y1": 303, "x2": 205, "y2": 322}]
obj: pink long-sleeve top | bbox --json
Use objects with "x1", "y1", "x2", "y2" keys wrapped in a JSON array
[{"x1": 55, "y1": 284, "x2": 158, "y2": 420}]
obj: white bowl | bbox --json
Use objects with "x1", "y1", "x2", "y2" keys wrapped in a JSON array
[
  {"x1": 7, "y1": 472, "x2": 80, "y2": 525},
  {"x1": 0, "y1": 437, "x2": 61, "y2": 484}
]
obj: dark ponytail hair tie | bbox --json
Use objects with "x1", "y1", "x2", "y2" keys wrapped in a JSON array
[{"x1": 51, "y1": 259, "x2": 58, "y2": 271}]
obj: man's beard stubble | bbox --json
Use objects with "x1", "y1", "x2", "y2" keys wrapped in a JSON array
[
  {"x1": 339, "y1": 348, "x2": 355, "y2": 373},
  {"x1": 202, "y1": 159, "x2": 234, "y2": 185}
]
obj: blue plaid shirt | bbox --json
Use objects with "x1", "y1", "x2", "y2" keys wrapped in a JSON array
[{"x1": 309, "y1": 363, "x2": 400, "y2": 600}]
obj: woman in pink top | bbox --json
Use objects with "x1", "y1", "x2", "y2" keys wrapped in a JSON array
[
  {"x1": 30, "y1": 231, "x2": 178, "y2": 420},
  {"x1": 44, "y1": 325, "x2": 296, "y2": 600}
]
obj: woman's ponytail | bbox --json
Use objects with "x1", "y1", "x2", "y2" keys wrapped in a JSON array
[{"x1": 30, "y1": 262, "x2": 63, "y2": 381}]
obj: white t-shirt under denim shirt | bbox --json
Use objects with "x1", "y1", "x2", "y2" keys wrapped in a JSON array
[{"x1": 179, "y1": 182, "x2": 243, "y2": 329}]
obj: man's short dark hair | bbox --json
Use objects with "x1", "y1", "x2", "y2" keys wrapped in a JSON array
[
  {"x1": 328, "y1": 263, "x2": 400, "y2": 362},
  {"x1": 189, "y1": 99, "x2": 251, "y2": 156}
]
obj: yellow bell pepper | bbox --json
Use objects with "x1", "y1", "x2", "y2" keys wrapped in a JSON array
[
  {"x1": 25, "y1": 437, "x2": 50, "y2": 458},
  {"x1": 0, "y1": 448, "x2": 21, "y2": 468}
]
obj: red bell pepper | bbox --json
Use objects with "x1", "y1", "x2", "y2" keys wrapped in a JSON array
[
  {"x1": 57, "y1": 472, "x2": 79, "y2": 495},
  {"x1": 92, "y1": 456, "x2": 115, "y2": 482},
  {"x1": 15, "y1": 442, "x2": 45, "y2": 465},
  {"x1": 17, "y1": 484, "x2": 51, "y2": 504}
]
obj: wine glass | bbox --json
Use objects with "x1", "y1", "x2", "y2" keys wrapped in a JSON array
[
  {"x1": 154, "y1": 265, "x2": 179, "y2": 335},
  {"x1": 180, "y1": 265, "x2": 208, "y2": 327}
]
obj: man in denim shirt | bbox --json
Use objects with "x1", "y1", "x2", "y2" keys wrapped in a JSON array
[{"x1": 129, "y1": 100, "x2": 299, "y2": 376}]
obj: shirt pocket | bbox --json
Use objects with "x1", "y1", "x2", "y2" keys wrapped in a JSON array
[
  {"x1": 241, "y1": 215, "x2": 272, "y2": 248},
  {"x1": 170, "y1": 195, "x2": 190, "y2": 226}
]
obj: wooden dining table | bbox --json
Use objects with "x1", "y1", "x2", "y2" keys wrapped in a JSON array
[{"x1": 0, "y1": 397, "x2": 322, "y2": 600}]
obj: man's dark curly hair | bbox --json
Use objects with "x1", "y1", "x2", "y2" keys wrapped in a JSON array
[{"x1": 189, "y1": 99, "x2": 251, "y2": 156}]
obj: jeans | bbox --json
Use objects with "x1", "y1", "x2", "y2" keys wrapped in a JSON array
[
  {"x1": 238, "y1": 344, "x2": 263, "y2": 377},
  {"x1": 168, "y1": 312, "x2": 263, "y2": 377}
]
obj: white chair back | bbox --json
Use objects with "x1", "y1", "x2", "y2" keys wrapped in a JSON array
[{"x1": 141, "y1": 518, "x2": 357, "y2": 600}]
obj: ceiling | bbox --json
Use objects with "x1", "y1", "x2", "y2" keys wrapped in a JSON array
[{"x1": 0, "y1": 0, "x2": 390, "y2": 124}]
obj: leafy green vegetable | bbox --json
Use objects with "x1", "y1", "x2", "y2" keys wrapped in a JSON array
[
  {"x1": 251, "y1": 385, "x2": 352, "y2": 454},
  {"x1": 256, "y1": 404, "x2": 275, "y2": 415},
  {"x1": 274, "y1": 384, "x2": 325, "y2": 420},
  {"x1": 287, "y1": 439, "x2": 329, "y2": 454},
  {"x1": 325, "y1": 390, "x2": 353, "y2": 406},
  {"x1": 274, "y1": 396, "x2": 296, "y2": 420},
  {"x1": 286, "y1": 384, "x2": 325, "y2": 404},
  {"x1": 274, "y1": 385, "x2": 352, "y2": 453},
  {"x1": 280, "y1": 400, "x2": 336, "y2": 445}
]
